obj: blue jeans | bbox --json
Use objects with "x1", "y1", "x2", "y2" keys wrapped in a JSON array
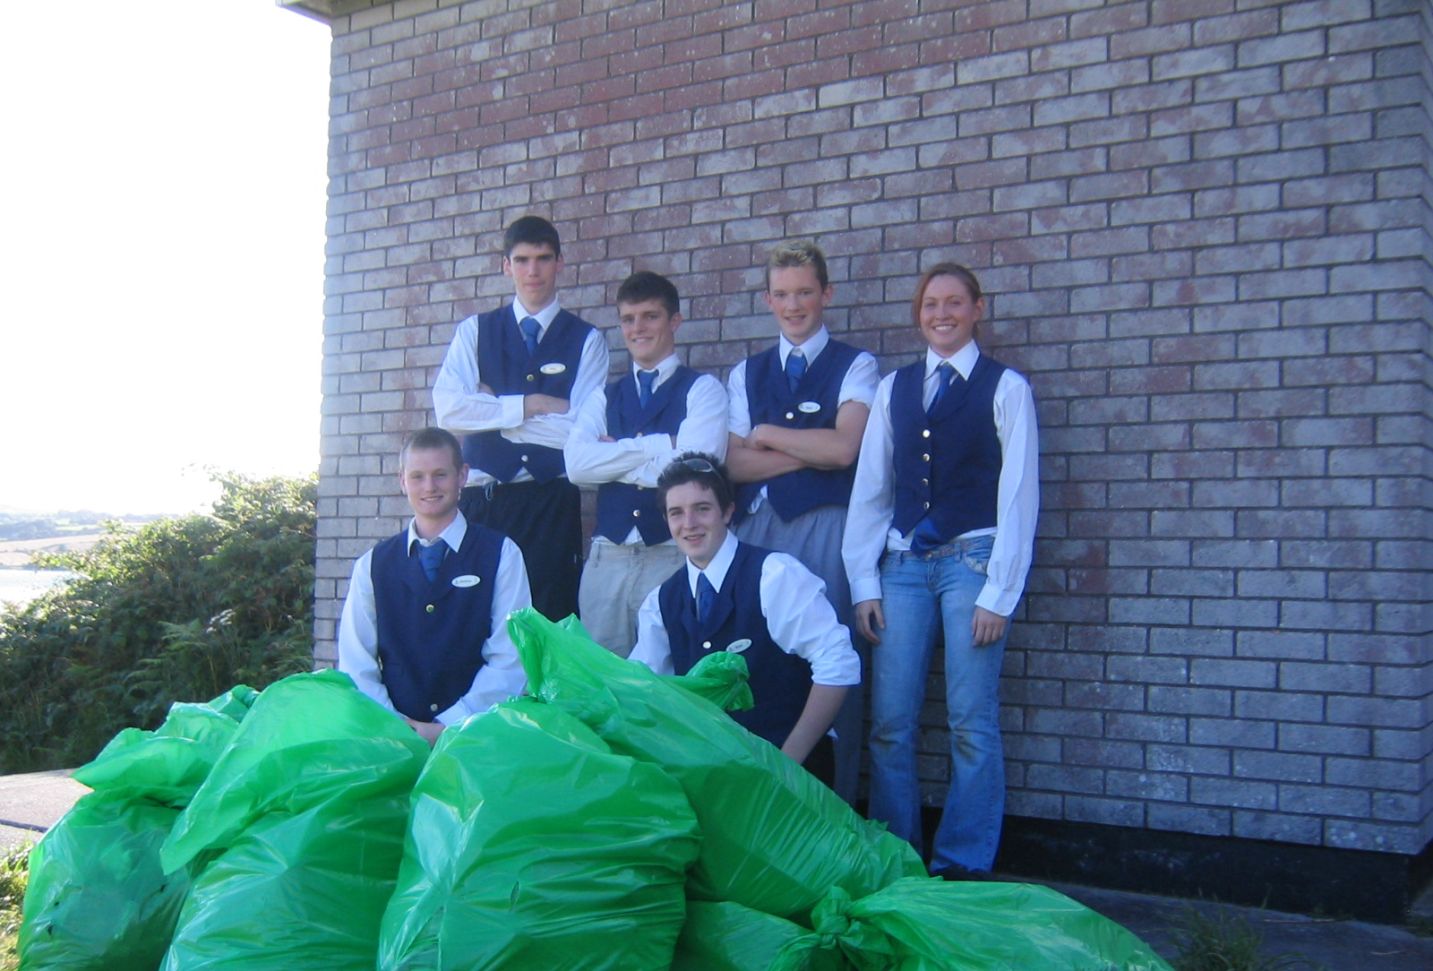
[{"x1": 867, "y1": 535, "x2": 1008, "y2": 873}]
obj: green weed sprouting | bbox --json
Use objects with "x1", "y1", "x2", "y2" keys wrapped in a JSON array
[{"x1": 1172, "y1": 905, "x2": 1325, "y2": 971}]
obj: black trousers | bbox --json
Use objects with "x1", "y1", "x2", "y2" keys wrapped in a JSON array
[
  {"x1": 803, "y1": 734, "x2": 836, "y2": 790},
  {"x1": 459, "y1": 479, "x2": 581, "y2": 623}
]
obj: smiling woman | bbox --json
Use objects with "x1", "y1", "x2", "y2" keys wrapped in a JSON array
[{"x1": 0, "y1": 1, "x2": 330, "y2": 516}]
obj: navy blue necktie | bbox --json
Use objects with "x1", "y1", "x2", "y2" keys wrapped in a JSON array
[
  {"x1": 696, "y1": 573, "x2": 716, "y2": 625},
  {"x1": 927, "y1": 361, "x2": 956, "y2": 416},
  {"x1": 519, "y1": 316, "x2": 541, "y2": 357},
  {"x1": 785, "y1": 349, "x2": 806, "y2": 392},
  {"x1": 637, "y1": 369, "x2": 657, "y2": 407},
  {"x1": 418, "y1": 541, "x2": 446, "y2": 582}
]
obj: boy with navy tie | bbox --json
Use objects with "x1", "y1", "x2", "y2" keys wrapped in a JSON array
[
  {"x1": 725, "y1": 240, "x2": 879, "y2": 801},
  {"x1": 338, "y1": 427, "x2": 530, "y2": 744},
  {"x1": 630, "y1": 453, "x2": 859, "y2": 785},
  {"x1": 565, "y1": 271, "x2": 728, "y2": 656},
  {"x1": 433, "y1": 215, "x2": 609, "y2": 621}
]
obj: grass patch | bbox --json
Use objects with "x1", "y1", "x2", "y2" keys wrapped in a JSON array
[
  {"x1": 0, "y1": 843, "x2": 29, "y2": 971},
  {"x1": 1172, "y1": 905, "x2": 1325, "y2": 971}
]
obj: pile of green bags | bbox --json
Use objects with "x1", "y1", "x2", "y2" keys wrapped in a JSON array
[
  {"x1": 21, "y1": 608, "x2": 1173, "y2": 970},
  {"x1": 19, "y1": 687, "x2": 256, "y2": 970}
]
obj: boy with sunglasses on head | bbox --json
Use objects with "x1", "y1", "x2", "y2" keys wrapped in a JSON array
[{"x1": 629, "y1": 452, "x2": 859, "y2": 786}]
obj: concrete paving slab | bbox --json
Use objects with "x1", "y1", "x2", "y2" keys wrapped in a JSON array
[
  {"x1": 1038, "y1": 878, "x2": 1433, "y2": 971},
  {"x1": 0, "y1": 770, "x2": 86, "y2": 852}
]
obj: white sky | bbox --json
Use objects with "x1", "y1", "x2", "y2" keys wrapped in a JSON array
[{"x1": 0, "y1": 1, "x2": 331, "y2": 515}]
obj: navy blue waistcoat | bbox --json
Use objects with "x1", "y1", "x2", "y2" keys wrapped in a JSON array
[
  {"x1": 371, "y1": 522, "x2": 503, "y2": 721},
  {"x1": 657, "y1": 543, "x2": 809, "y2": 746},
  {"x1": 737, "y1": 340, "x2": 862, "y2": 522},
  {"x1": 461, "y1": 304, "x2": 594, "y2": 483},
  {"x1": 595, "y1": 366, "x2": 700, "y2": 545},
  {"x1": 891, "y1": 354, "x2": 1007, "y2": 542}
]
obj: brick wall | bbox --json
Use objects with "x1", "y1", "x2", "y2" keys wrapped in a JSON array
[{"x1": 308, "y1": 0, "x2": 1433, "y2": 857}]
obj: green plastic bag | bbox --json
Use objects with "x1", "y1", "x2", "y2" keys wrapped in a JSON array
[
  {"x1": 665, "y1": 650, "x2": 754, "y2": 713},
  {"x1": 379, "y1": 696, "x2": 701, "y2": 970},
  {"x1": 510, "y1": 609, "x2": 924, "y2": 922},
  {"x1": 18, "y1": 687, "x2": 257, "y2": 971},
  {"x1": 157, "y1": 670, "x2": 429, "y2": 970},
  {"x1": 673, "y1": 900, "x2": 844, "y2": 971},
  {"x1": 773, "y1": 878, "x2": 1174, "y2": 971}
]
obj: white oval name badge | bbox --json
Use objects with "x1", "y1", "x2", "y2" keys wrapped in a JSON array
[
  {"x1": 451, "y1": 575, "x2": 481, "y2": 588},
  {"x1": 539, "y1": 362, "x2": 567, "y2": 375},
  {"x1": 798, "y1": 400, "x2": 821, "y2": 414},
  {"x1": 725, "y1": 638, "x2": 752, "y2": 654}
]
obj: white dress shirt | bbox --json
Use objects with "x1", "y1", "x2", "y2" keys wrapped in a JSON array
[
  {"x1": 432, "y1": 296, "x2": 611, "y2": 487},
  {"x1": 337, "y1": 514, "x2": 531, "y2": 725},
  {"x1": 726, "y1": 326, "x2": 880, "y2": 513},
  {"x1": 842, "y1": 341, "x2": 1039, "y2": 618},
  {"x1": 565, "y1": 353, "x2": 729, "y2": 545},
  {"x1": 630, "y1": 532, "x2": 861, "y2": 686}
]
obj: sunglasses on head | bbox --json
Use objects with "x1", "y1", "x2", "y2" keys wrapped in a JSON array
[{"x1": 677, "y1": 457, "x2": 717, "y2": 473}]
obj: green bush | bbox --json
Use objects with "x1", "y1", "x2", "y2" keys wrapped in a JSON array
[
  {"x1": 0, "y1": 842, "x2": 25, "y2": 971},
  {"x1": 0, "y1": 472, "x2": 316, "y2": 773}
]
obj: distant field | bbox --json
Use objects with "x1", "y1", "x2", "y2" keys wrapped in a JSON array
[{"x1": 0, "y1": 534, "x2": 105, "y2": 569}]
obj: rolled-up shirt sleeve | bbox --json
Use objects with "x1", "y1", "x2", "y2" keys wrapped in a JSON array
[
  {"x1": 760, "y1": 553, "x2": 860, "y2": 686},
  {"x1": 629, "y1": 586, "x2": 675, "y2": 676}
]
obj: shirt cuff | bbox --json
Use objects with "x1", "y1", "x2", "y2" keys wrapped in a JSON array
[
  {"x1": 850, "y1": 576, "x2": 883, "y2": 605},
  {"x1": 498, "y1": 394, "x2": 526, "y2": 429},
  {"x1": 975, "y1": 582, "x2": 1018, "y2": 618}
]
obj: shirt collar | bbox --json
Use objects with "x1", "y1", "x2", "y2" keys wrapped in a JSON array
[
  {"x1": 407, "y1": 513, "x2": 467, "y2": 554},
  {"x1": 779, "y1": 325, "x2": 829, "y2": 368},
  {"x1": 631, "y1": 352, "x2": 681, "y2": 386},
  {"x1": 512, "y1": 296, "x2": 561, "y2": 332},
  {"x1": 925, "y1": 341, "x2": 980, "y2": 381},
  {"x1": 686, "y1": 530, "x2": 739, "y2": 596}
]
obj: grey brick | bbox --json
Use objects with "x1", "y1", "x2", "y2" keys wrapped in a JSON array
[
  {"x1": 1238, "y1": 570, "x2": 1325, "y2": 600},
  {"x1": 1325, "y1": 820, "x2": 1423, "y2": 854},
  {"x1": 1372, "y1": 728, "x2": 1427, "y2": 760},
  {"x1": 1191, "y1": 539, "x2": 1278, "y2": 569},
  {"x1": 1233, "y1": 750, "x2": 1321, "y2": 784},
  {"x1": 1107, "y1": 655, "x2": 1188, "y2": 685},
  {"x1": 1149, "y1": 803, "x2": 1232, "y2": 837},
  {"x1": 1233, "y1": 811, "x2": 1323, "y2": 845},
  {"x1": 1279, "y1": 723, "x2": 1370, "y2": 757},
  {"x1": 1191, "y1": 717, "x2": 1274, "y2": 750},
  {"x1": 1190, "y1": 777, "x2": 1277, "y2": 810},
  {"x1": 1149, "y1": 685, "x2": 1231, "y2": 717},
  {"x1": 1233, "y1": 689, "x2": 1324, "y2": 722},
  {"x1": 1191, "y1": 658, "x2": 1277, "y2": 689},
  {"x1": 1107, "y1": 770, "x2": 1189, "y2": 803},
  {"x1": 1107, "y1": 712, "x2": 1189, "y2": 744}
]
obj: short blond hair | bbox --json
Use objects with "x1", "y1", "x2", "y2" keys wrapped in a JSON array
[{"x1": 765, "y1": 239, "x2": 829, "y2": 290}]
